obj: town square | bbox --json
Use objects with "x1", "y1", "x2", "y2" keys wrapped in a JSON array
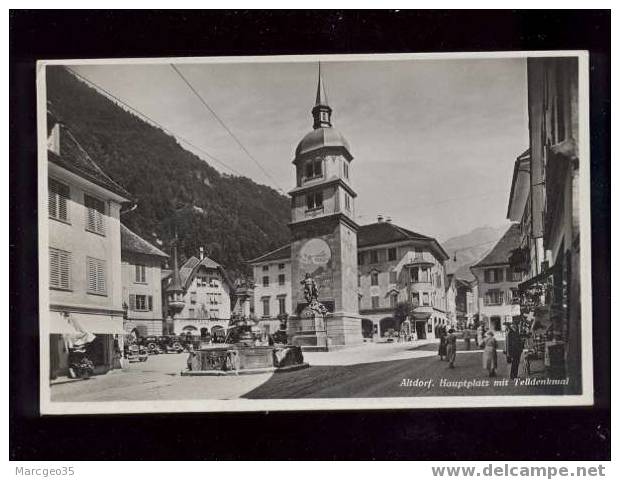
[{"x1": 42, "y1": 53, "x2": 585, "y2": 409}]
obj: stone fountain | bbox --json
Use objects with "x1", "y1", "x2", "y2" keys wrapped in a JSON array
[{"x1": 181, "y1": 292, "x2": 310, "y2": 376}]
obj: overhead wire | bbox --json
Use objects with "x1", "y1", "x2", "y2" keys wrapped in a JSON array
[
  {"x1": 169, "y1": 63, "x2": 285, "y2": 194},
  {"x1": 64, "y1": 66, "x2": 245, "y2": 177}
]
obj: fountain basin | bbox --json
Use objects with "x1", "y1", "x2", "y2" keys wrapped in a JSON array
[{"x1": 181, "y1": 344, "x2": 308, "y2": 376}]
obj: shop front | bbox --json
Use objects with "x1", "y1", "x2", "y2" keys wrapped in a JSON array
[
  {"x1": 517, "y1": 260, "x2": 569, "y2": 380},
  {"x1": 49, "y1": 310, "x2": 125, "y2": 380}
]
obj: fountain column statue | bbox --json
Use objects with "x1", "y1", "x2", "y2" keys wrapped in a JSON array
[{"x1": 286, "y1": 273, "x2": 329, "y2": 351}]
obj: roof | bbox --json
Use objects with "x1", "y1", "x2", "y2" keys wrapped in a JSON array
[
  {"x1": 471, "y1": 224, "x2": 522, "y2": 268},
  {"x1": 506, "y1": 149, "x2": 531, "y2": 221},
  {"x1": 47, "y1": 119, "x2": 132, "y2": 201},
  {"x1": 247, "y1": 220, "x2": 449, "y2": 265},
  {"x1": 359, "y1": 222, "x2": 449, "y2": 261},
  {"x1": 120, "y1": 224, "x2": 168, "y2": 258},
  {"x1": 295, "y1": 126, "x2": 351, "y2": 159},
  {"x1": 178, "y1": 255, "x2": 234, "y2": 291},
  {"x1": 247, "y1": 244, "x2": 291, "y2": 264}
]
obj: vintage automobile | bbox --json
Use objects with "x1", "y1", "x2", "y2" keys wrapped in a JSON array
[
  {"x1": 162, "y1": 335, "x2": 185, "y2": 354},
  {"x1": 141, "y1": 336, "x2": 163, "y2": 355},
  {"x1": 124, "y1": 343, "x2": 148, "y2": 363}
]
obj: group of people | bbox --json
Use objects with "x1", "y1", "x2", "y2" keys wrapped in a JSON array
[{"x1": 437, "y1": 322, "x2": 525, "y2": 379}]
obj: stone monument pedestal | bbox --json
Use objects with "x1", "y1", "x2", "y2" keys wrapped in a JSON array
[
  {"x1": 325, "y1": 312, "x2": 364, "y2": 347},
  {"x1": 287, "y1": 306, "x2": 329, "y2": 352}
]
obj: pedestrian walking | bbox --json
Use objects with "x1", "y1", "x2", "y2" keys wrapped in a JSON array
[
  {"x1": 505, "y1": 323, "x2": 524, "y2": 379},
  {"x1": 446, "y1": 328, "x2": 457, "y2": 368},
  {"x1": 463, "y1": 328, "x2": 471, "y2": 351},
  {"x1": 187, "y1": 344, "x2": 196, "y2": 371},
  {"x1": 476, "y1": 324, "x2": 485, "y2": 348},
  {"x1": 438, "y1": 326, "x2": 447, "y2": 360},
  {"x1": 482, "y1": 330, "x2": 498, "y2": 377}
]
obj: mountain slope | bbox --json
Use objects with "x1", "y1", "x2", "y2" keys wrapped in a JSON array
[
  {"x1": 46, "y1": 66, "x2": 291, "y2": 278},
  {"x1": 442, "y1": 225, "x2": 509, "y2": 281}
]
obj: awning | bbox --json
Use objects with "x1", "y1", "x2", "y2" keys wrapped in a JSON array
[
  {"x1": 71, "y1": 314, "x2": 125, "y2": 334},
  {"x1": 49, "y1": 312, "x2": 79, "y2": 334}
]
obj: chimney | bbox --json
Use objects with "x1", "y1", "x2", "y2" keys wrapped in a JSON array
[
  {"x1": 199, "y1": 246, "x2": 204, "y2": 260},
  {"x1": 377, "y1": 215, "x2": 384, "y2": 223}
]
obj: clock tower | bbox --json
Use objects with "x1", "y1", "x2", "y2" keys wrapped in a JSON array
[{"x1": 288, "y1": 65, "x2": 362, "y2": 349}]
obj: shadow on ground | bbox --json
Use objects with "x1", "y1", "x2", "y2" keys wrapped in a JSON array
[{"x1": 243, "y1": 347, "x2": 566, "y2": 399}]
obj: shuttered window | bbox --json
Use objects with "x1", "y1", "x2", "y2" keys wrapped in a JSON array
[
  {"x1": 135, "y1": 264, "x2": 146, "y2": 283},
  {"x1": 48, "y1": 178, "x2": 70, "y2": 221},
  {"x1": 130, "y1": 294, "x2": 153, "y2": 311},
  {"x1": 86, "y1": 257, "x2": 106, "y2": 295},
  {"x1": 85, "y1": 195, "x2": 106, "y2": 235},
  {"x1": 49, "y1": 248, "x2": 71, "y2": 290}
]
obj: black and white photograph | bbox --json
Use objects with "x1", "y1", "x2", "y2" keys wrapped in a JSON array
[{"x1": 35, "y1": 51, "x2": 593, "y2": 414}]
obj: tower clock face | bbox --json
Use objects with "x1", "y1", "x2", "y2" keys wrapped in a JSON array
[{"x1": 299, "y1": 238, "x2": 331, "y2": 266}]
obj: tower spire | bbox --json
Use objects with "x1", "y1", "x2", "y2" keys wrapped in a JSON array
[{"x1": 312, "y1": 62, "x2": 332, "y2": 129}]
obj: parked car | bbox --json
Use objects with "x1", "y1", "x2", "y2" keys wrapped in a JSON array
[
  {"x1": 141, "y1": 336, "x2": 163, "y2": 355},
  {"x1": 124, "y1": 344, "x2": 148, "y2": 363},
  {"x1": 163, "y1": 335, "x2": 185, "y2": 353}
]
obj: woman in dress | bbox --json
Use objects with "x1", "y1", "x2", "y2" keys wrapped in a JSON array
[
  {"x1": 482, "y1": 330, "x2": 498, "y2": 377},
  {"x1": 438, "y1": 326, "x2": 447, "y2": 360},
  {"x1": 446, "y1": 328, "x2": 457, "y2": 368}
]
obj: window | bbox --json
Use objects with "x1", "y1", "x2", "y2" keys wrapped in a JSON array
[
  {"x1": 86, "y1": 257, "x2": 106, "y2": 295},
  {"x1": 485, "y1": 289, "x2": 504, "y2": 306},
  {"x1": 484, "y1": 268, "x2": 504, "y2": 284},
  {"x1": 135, "y1": 264, "x2": 146, "y2": 283},
  {"x1": 410, "y1": 267, "x2": 419, "y2": 283},
  {"x1": 209, "y1": 309, "x2": 218, "y2": 319},
  {"x1": 262, "y1": 298, "x2": 270, "y2": 317},
  {"x1": 129, "y1": 294, "x2": 153, "y2": 312},
  {"x1": 371, "y1": 296, "x2": 380, "y2": 309},
  {"x1": 370, "y1": 250, "x2": 379, "y2": 264},
  {"x1": 85, "y1": 195, "x2": 106, "y2": 235},
  {"x1": 410, "y1": 292, "x2": 419, "y2": 307},
  {"x1": 422, "y1": 292, "x2": 430, "y2": 306},
  {"x1": 278, "y1": 274, "x2": 285, "y2": 286},
  {"x1": 262, "y1": 276, "x2": 269, "y2": 287},
  {"x1": 420, "y1": 267, "x2": 430, "y2": 283},
  {"x1": 305, "y1": 157, "x2": 323, "y2": 179},
  {"x1": 389, "y1": 270, "x2": 397, "y2": 284},
  {"x1": 190, "y1": 291, "x2": 197, "y2": 304},
  {"x1": 278, "y1": 263, "x2": 285, "y2": 270},
  {"x1": 48, "y1": 178, "x2": 69, "y2": 222},
  {"x1": 357, "y1": 274, "x2": 361, "y2": 287},
  {"x1": 306, "y1": 190, "x2": 323, "y2": 210},
  {"x1": 49, "y1": 248, "x2": 71, "y2": 290},
  {"x1": 371, "y1": 271, "x2": 379, "y2": 286},
  {"x1": 262, "y1": 265, "x2": 269, "y2": 272},
  {"x1": 343, "y1": 162, "x2": 349, "y2": 179},
  {"x1": 357, "y1": 252, "x2": 364, "y2": 265},
  {"x1": 344, "y1": 193, "x2": 351, "y2": 211},
  {"x1": 508, "y1": 288, "x2": 519, "y2": 303},
  {"x1": 388, "y1": 248, "x2": 397, "y2": 261},
  {"x1": 389, "y1": 292, "x2": 398, "y2": 308},
  {"x1": 414, "y1": 248, "x2": 423, "y2": 260},
  {"x1": 508, "y1": 268, "x2": 522, "y2": 282},
  {"x1": 278, "y1": 297, "x2": 286, "y2": 315}
]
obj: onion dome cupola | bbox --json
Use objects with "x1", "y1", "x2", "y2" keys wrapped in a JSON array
[{"x1": 294, "y1": 64, "x2": 353, "y2": 161}]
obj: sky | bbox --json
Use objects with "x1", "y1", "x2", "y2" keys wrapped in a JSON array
[{"x1": 72, "y1": 57, "x2": 529, "y2": 241}]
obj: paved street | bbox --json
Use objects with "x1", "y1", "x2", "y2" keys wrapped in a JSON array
[{"x1": 50, "y1": 340, "x2": 565, "y2": 402}]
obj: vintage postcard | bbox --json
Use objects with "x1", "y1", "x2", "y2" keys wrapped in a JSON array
[{"x1": 37, "y1": 52, "x2": 592, "y2": 414}]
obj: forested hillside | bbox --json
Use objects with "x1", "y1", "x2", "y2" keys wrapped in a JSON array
[{"x1": 46, "y1": 66, "x2": 291, "y2": 278}]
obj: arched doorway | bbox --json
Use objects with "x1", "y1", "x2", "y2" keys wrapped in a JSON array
[
  {"x1": 361, "y1": 319, "x2": 374, "y2": 338},
  {"x1": 379, "y1": 317, "x2": 398, "y2": 337},
  {"x1": 211, "y1": 325, "x2": 226, "y2": 343}
]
